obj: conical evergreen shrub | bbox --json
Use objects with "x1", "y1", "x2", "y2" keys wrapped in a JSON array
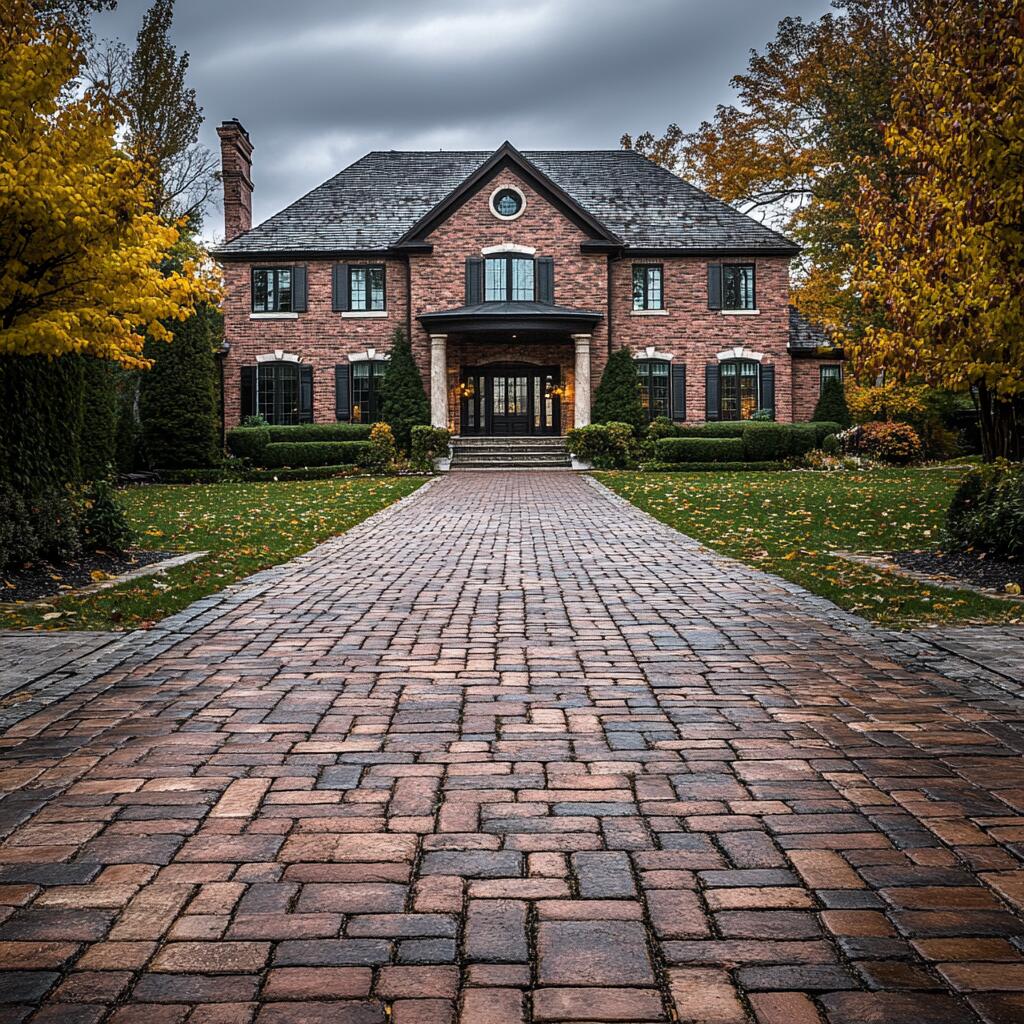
[
  {"x1": 592, "y1": 348, "x2": 645, "y2": 434},
  {"x1": 139, "y1": 304, "x2": 220, "y2": 469},
  {"x1": 812, "y1": 376, "x2": 852, "y2": 427},
  {"x1": 380, "y1": 328, "x2": 430, "y2": 453}
]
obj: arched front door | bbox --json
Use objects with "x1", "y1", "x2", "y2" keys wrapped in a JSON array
[{"x1": 461, "y1": 363, "x2": 561, "y2": 436}]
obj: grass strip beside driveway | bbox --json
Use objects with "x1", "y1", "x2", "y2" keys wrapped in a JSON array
[
  {"x1": 599, "y1": 468, "x2": 1019, "y2": 627},
  {"x1": 1, "y1": 476, "x2": 424, "y2": 632}
]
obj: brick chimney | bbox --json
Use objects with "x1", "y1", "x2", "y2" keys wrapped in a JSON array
[{"x1": 217, "y1": 119, "x2": 253, "y2": 241}]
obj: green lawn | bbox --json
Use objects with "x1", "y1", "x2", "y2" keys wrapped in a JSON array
[
  {"x1": 599, "y1": 468, "x2": 1020, "y2": 627},
  {"x1": 1, "y1": 476, "x2": 424, "y2": 632}
]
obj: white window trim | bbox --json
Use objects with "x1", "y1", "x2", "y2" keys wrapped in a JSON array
[
  {"x1": 341, "y1": 310, "x2": 389, "y2": 319},
  {"x1": 256, "y1": 350, "x2": 301, "y2": 364},
  {"x1": 633, "y1": 347, "x2": 674, "y2": 362},
  {"x1": 481, "y1": 243, "x2": 536, "y2": 256},
  {"x1": 489, "y1": 184, "x2": 526, "y2": 221},
  {"x1": 348, "y1": 349, "x2": 391, "y2": 363},
  {"x1": 630, "y1": 308, "x2": 669, "y2": 317},
  {"x1": 720, "y1": 308, "x2": 760, "y2": 315},
  {"x1": 716, "y1": 346, "x2": 765, "y2": 363},
  {"x1": 250, "y1": 312, "x2": 298, "y2": 320}
]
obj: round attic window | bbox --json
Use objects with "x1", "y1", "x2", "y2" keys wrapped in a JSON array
[{"x1": 490, "y1": 185, "x2": 525, "y2": 221}]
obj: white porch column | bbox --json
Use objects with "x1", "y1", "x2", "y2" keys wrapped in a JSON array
[
  {"x1": 429, "y1": 334, "x2": 448, "y2": 429},
  {"x1": 572, "y1": 333, "x2": 592, "y2": 429}
]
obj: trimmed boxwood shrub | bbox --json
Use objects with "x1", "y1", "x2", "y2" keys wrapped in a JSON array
[
  {"x1": 808, "y1": 420, "x2": 843, "y2": 446},
  {"x1": 267, "y1": 423, "x2": 371, "y2": 443},
  {"x1": 675, "y1": 422, "x2": 748, "y2": 438},
  {"x1": 788, "y1": 423, "x2": 820, "y2": 457},
  {"x1": 410, "y1": 425, "x2": 451, "y2": 472},
  {"x1": 260, "y1": 441, "x2": 370, "y2": 468},
  {"x1": 566, "y1": 422, "x2": 635, "y2": 468},
  {"x1": 657, "y1": 437, "x2": 745, "y2": 462},
  {"x1": 646, "y1": 416, "x2": 677, "y2": 440},
  {"x1": 741, "y1": 423, "x2": 791, "y2": 461},
  {"x1": 226, "y1": 426, "x2": 271, "y2": 460},
  {"x1": 946, "y1": 463, "x2": 1024, "y2": 558}
]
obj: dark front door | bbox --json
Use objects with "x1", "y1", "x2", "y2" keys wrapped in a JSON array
[
  {"x1": 461, "y1": 364, "x2": 561, "y2": 436},
  {"x1": 491, "y1": 372, "x2": 530, "y2": 435}
]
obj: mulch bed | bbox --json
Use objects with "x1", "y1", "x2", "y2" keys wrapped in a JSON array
[
  {"x1": 1, "y1": 549, "x2": 173, "y2": 604},
  {"x1": 891, "y1": 549, "x2": 1023, "y2": 595}
]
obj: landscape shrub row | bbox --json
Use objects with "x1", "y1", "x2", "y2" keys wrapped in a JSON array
[
  {"x1": 655, "y1": 421, "x2": 842, "y2": 464},
  {"x1": 259, "y1": 441, "x2": 370, "y2": 469}
]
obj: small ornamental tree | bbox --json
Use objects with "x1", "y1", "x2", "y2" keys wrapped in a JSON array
[
  {"x1": 812, "y1": 376, "x2": 852, "y2": 427},
  {"x1": 139, "y1": 304, "x2": 220, "y2": 469},
  {"x1": 380, "y1": 328, "x2": 430, "y2": 454},
  {"x1": 592, "y1": 348, "x2": 645, "y2": 434}
]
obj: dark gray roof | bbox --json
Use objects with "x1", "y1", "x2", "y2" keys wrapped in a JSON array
[
  {"x1": 419, "y1": 300, "x2": 603, "y2": 334},
  {"x1": 217, "y1": 148, "x2": 798, "y2": 256},
  {"x1": 788, "y1": 305, "x2": 831, "y2": 350}
]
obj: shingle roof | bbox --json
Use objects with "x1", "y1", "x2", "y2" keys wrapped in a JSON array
[
  {"x1": 788, "y1": 305, "x2": 831, "y2": 350},
  {"x1": 216, "y1": 148, "x2": 798, "y2": 257}
]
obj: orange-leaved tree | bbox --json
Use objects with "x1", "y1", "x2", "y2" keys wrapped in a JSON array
[
  {"x1": 0, "y1": 0, "x2": 219, "y2": 368},
  {"x1": 851, "y1": 0, "x2": 1024, "y2": 460},
  {"x1": 621, "y1": 1, "x2": 915, "y2": 344}
]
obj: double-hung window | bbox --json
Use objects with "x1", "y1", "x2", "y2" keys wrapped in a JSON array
[
  {"x1": 349, "y1": 266, "x2": 386, "y2": 311},
  {"x1": 632, "y1": 265, "x2": 663, "y2": 310},
  {"x1": 351, "y1": 360, "x2": 387, "y2": 424},
  {"x1": 252, "y1": 267, "x2": 292, "y2": 312},
  {"x1": 636, "y1": 359, "x2": 670, "y2": 420},
  {"x1": 820, "y1": 364, "x2": 843, "y2": 389},
  {"x1": 719, "y1": 360, "x2": 760, "y2": 420},
  {"x1": 722, "y1": 264, "x2": 756, "y2": 310},
  {"x1": 484, "y1": 256, "x2": 535, "y2": 302}
]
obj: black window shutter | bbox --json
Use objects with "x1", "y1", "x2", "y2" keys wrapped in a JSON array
[
  {"x1": 465, "y1": 257, "x2": 484, "y2": 305},
  {"x1": 335, "y1": 364, "x2": 351, "y2": 421},
  {"x1": 759, "y1": 363, "x2": 775, "y2": 419},
  {"x1": 299, "y1": 365, "x2": 313, "y2": 423},
  {"x1": 671, "y1": 363, "x2": 686, "y2": 422},
  {"x1": 292, "y1": 265, "x2": 308, "y2": 312},
  {"x1": 707, "y1": 263, "x2": 722, "y2": 310},
  {"x1": 537, "y1": 257, "x2": 554, "y2": 304},
  {"x1": 705, "y1": 363, "x2": 720, "y2": 421},
  {"x1": 332, "y1": 264, "x2": 350, "y2": 312},
  {"x1": 240, "y1": 366, "x2": 256, "y2": 419}
]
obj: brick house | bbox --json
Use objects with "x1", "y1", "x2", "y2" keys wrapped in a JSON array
[{"x1": 215, "y1": 122, "x2": 841, "y2": 437}]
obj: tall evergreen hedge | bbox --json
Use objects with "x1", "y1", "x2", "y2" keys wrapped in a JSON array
[
  {"x1": 139, "y1": 305, "x2": 221, "y2": 469},
  {"x1": 592, "y1": 348, "x2": 645, "y2": 434},
  {"x1": 380, "y1": 327, "x2": 430, "y2": 454},
  {"x1": 80, "y1": 358, "x2": 119, "y2": 481}
]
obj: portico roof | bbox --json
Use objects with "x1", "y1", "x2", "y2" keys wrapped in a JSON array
[{"x1": 418, "y1": 301, "x2": 603, "y2": 335}]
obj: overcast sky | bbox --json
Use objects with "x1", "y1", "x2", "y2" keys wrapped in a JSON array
[{"x1": 94, "y1": 0, "x2": 832, "y2": 242}]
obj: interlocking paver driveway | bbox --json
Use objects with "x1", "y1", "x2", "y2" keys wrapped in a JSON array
[{"x1": 1, "y1": 472, "x2": 1023, "y2": 1024}]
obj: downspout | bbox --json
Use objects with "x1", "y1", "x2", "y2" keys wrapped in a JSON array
[
  {"x1": 606, "y1": 254, "x2": 615, "y2": 357},
  {"x1": 217, "y1": 340, "x2": 230, "y2": 450}
]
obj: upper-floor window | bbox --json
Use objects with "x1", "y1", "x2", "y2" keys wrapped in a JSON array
[
  {"x1": 349, "y1": 265, "x2": 386, "y2": 311},
  {"x1": 485, "y1": 256, "x2": 534, "y2": 302},
  {"x1": 722, "y1": 264, "x2": 755, "y2": 310},
  {"x1": 632, "y1": 265, "x2": 663, "y2": 310},
  {"x1": 252, "y1": 267, "x2": 292, "y2": 312},
  {"x1": 636, "y1": 359, "x2": 670, "y2": 420}
]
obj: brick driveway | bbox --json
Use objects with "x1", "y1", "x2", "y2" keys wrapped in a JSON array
[{"x1": 1, "y1": 472, "x2": 1023, "y2": 1024}]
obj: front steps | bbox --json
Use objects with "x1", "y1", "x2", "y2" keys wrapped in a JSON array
[{"x1": 450, "y1": 436, "x2": 572, "y2": 471}]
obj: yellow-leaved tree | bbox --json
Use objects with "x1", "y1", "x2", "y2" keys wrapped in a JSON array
[
  {"x1": 852, "y1": 1, "x2": 1024, "y2": 460},
  {"x1": 0, "y1": 1, "x2": 219, "y2": 368}
]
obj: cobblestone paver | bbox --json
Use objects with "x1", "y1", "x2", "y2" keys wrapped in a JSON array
[{"x1": 1, "y1": 472, "x2": 1023, "y2": 1024}]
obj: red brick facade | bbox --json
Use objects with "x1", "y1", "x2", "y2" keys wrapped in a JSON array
[{"x1": 219, "y1": 149, "x2": 839, "y2": 433}]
